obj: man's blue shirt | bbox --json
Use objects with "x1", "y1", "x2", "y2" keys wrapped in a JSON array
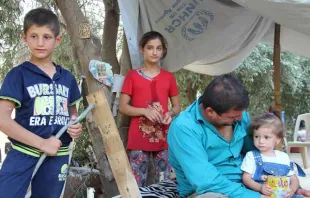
[{"x1": 167, "y1": 99, "x2": 260, "y2": 198}]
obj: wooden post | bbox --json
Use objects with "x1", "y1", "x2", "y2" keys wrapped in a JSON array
[
  {"x1": 273, "y1": 23, "x2": 282, "y2": 111},
  {"x1": 273, "y1": 23, "x2": 284, "y2": 151},
  {"x1": 87, "y1": 89, "x2": 141, "y2": 198}
]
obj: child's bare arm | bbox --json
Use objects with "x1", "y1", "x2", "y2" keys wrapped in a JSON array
[
  {"x1": 242, "y1": 172, "x2": 272, "y2": 195},
  {"x1": 287, "y1": 175, "x2": 299, "y2": 197},
  {"x1": 161, "y1": 95, "x2": 180, "y2": 125},
  {"x1": 170, "y1": 95, "x2": 181, "y2": 115},
  {"x1": 0, "y1": 99, "x2": 61, "y2": 155},
  {"x1": 242, "y1": 172, "x2": 262, "y2": 192}
]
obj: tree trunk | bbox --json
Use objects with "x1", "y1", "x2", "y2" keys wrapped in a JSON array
[
  {"x1": 117, "y1": 32, "x2": 132, "y2": 147},
  {"x1": 55, "y1": 1, "x2": 119, "y2": 197},
  {"x1": 186, "y1": 79, "x2": 198, "y2": 104},
  {"x1": 71, "y1": 45, "x2": 82, "y2": 77},
  {"x1": 102, "y1": 0, "x2": 120, "y2": 75}
]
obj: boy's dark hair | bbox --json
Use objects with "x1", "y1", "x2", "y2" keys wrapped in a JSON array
[
  {"x1": 139, "y1": 31, "x2": 168, "y2": 59},
  {"x1": 201, "y1": 74, "x2": 249, "y2": 115},
  {"x1": 24, "y1": 8, "x2": 60, "y2": 36},
  {"x1": 251, "y1": 109, "x2": 284, "y2": 139}
]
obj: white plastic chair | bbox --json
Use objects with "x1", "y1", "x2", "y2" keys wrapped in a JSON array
[{"x1": 286, "y1": 113, "x2": 310, "y2": 169}]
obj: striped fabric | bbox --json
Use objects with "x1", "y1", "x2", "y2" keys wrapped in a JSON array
[
  {"x1": 11, "y1": 143, "x2": 69, "y2": 157},
  {"x1": 139, "y1": 179, "x2": 180, "y2": 198}
]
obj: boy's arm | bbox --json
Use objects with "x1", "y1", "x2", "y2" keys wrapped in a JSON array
[
  {"x1": 0, "y1": 99, "x2": 61, "y2": 155},
  {"x1": 67, "y1": 104, "x2": 82, "y2": 139}
]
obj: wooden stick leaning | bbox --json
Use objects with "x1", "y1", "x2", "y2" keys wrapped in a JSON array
[{"x1": 87, "y1": 89, "x2": 141, "y2": 198}]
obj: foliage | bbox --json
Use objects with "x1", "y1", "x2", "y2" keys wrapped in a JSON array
[
  {"x1": 53, "y1": 32, "x2": 77, "y2": 72},
  {"x1": 174, "y1": 69, "x2": 213, "y2": 109},
  {"x1": 0, "y1": 0, "x2": 24, "y2": 80},
  {"x1": 1, "y1": 0, "x2": 310, "y2": 164},
  {"x1": 233, "y1": 43, "x2": 275, "y2": 115},
  {"x1": 174, "y1": 43, "x2": 310, "y2": 138},
  {"x1": 234, "y1": 43, "x2": 310, "y2": 134},
  {"x1": 72, "y1": 122, "x2": 92, "y2": 166}
]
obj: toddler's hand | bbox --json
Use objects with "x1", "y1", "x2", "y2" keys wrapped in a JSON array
[{"x1": 260, "y1": 183, "x2": 272, "y2": 196}]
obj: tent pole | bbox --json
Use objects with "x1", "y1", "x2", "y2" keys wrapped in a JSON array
[
  {"x1": 273, "y1": 23, "x2": 283, "y2": 151},
  {"x1": 273, "y1": 23, "x2": 281, "y2": 111}
]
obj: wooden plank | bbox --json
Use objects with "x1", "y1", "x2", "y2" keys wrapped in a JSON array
[{"x1": 87, "y1": 89, "x2": 141, "y2": 198}]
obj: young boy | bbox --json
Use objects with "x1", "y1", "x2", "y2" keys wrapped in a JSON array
[{"x1": 0, "y1": 8, "x2": 82, "y2": 198}]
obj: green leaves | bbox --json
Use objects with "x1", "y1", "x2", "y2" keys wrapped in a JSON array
[
  {"x1": 174, "y1": 43, "x2": 310, "y2": 135},
  {"x1": 235, "y1": 43, "x2": 310, "y2": 134}
]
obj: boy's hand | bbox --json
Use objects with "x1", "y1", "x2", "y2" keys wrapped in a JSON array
[
  {"x1": 40, "y1": 136, "x2": 62, "y2": 155},
  {"x1": 67, "y1": 115, "x2": 83, "y2": 139},
  {"x1": 260, "y1": 184, "x2": 272, "y2": 196}
]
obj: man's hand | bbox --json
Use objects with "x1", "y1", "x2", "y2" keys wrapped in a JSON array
[
  {"x1": 260, "y1": 183, "x2": 272, "y2": 196},
  {"x1": 67, "y1": 115, "x2": 83, "y2": 139},
  {"x1": 39, "y1": 136, "x2": 62, "y2": 155}
]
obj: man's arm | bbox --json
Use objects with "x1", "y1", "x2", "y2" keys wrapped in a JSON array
[{"x1": 168, "y1": 121, "x2": 261, "y2": 198}]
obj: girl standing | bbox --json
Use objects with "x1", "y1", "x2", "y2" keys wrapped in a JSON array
[{"x1": 119, "y1": 31, "x2": 180, "y2": 186}]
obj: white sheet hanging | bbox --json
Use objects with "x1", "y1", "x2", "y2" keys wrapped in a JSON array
[{"x1": 118, "y1": 0, "x2": 310, "y2": 75}]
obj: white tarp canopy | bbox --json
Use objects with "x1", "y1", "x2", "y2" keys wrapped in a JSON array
[{"x1": 118, "y1": 0, "x2": 310, "y2": 75}]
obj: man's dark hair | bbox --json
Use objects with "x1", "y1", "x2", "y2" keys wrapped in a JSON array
[
  {"x1": 24, "y1": 8, "x2": 60, "y2": 36},
  {"x1": 201, "y1": 74, "x2": 249, "y2": 115}
]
